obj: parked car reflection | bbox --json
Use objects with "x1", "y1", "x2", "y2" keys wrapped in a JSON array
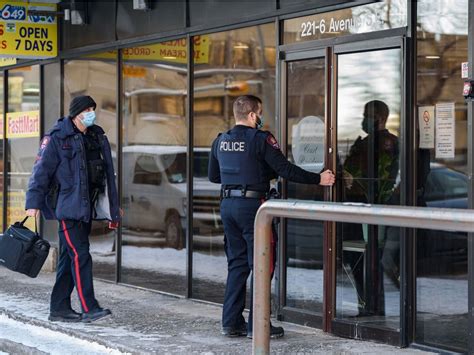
[
  {"x1": 418, "y1": 163, "x2": 468, "y2": 275},
  {"x1": 121, "y1": 146, "x2": 222, "y2": 249}
]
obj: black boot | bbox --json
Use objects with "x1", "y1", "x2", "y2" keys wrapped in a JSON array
[
  {"x1": 81, "y1": 308, "x2": 111, "y2": 323},
  {"x1": 221, "y1": 322, "x2": 248, "y2": 337},
  {"x1": 247, "y1": 324, "x2": 284, "y2": 339},
  {"x1": 49, "y1": 309, "x2": 82, "y2": 322}
]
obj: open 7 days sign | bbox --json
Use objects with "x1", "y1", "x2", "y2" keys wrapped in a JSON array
[{"x1": 0, "y1": 1, "x2": 57, "y2": 58}]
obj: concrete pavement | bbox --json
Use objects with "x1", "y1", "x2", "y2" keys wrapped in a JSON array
[{"x1": 0, "y1": 267, "x2": 434, "y2": 354}]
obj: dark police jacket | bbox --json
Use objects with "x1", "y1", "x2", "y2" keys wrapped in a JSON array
[
  {"x1": 25, "y1": 117, "x2": 120, "y2": 223},
  {"x1": 208, "y1": 125, "x2": 321, "y2": 191}
]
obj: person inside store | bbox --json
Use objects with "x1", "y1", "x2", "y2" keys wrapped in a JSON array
[
  {"x1": 25, "y1": 95, "x2": 121, "y2": 323},
  {"x1": 342, "y1": 99, "x2": 399, "y2": 316},
  {"x1": 208, "y1": 95, "x2": 335, "y2": 338}
]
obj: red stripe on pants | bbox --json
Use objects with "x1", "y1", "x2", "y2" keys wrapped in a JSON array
[{"x1": 61, "y1": 220, "x2": 89, "y2": 313}]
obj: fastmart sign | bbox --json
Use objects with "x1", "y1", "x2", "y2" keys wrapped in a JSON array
[
  {"x1": 6, "y1": 110, "x2": 40, "y2": 139},
  {"x1": 0, "y1": 1, "x2": 57, "y2": 58}
]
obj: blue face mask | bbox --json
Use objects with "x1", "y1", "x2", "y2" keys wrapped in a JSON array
[
  {"x1": 80, "y1": 111, "x2": 96, "y2": 127},
  {"x1": 256, "y1": 115, "x2": 264, "y2": 129}
]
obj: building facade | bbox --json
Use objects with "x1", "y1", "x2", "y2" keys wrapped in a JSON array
[{"x1": 0, "y1": 0, "x2": 473, "y2": 352}]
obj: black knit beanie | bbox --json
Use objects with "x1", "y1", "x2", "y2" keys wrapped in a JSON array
[{"x1": 69, "y1": 95, "x2": 97, "y2": 118}]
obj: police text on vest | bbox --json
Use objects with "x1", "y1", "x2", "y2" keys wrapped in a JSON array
[{"x1": 220, "y1": 141, "x2": 246, "y2": 152}]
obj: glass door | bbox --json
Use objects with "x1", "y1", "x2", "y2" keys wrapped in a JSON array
[
  {"x1": 334, "y1": 45, "x2": 402, "y2": 336},
  {"x1": 280, "y1": 41, "x2": 404, "y2": 341},
  {"x1": 280, "y1": 49, "x2": 331, "y2": 328}
]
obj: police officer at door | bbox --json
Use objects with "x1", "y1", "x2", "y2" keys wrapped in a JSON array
[{"x1": 208, "y1": 95, "x2": 335, "y2": 338}]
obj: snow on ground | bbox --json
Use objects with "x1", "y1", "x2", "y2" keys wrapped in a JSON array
[
  {"x1": 0, "y1": 314, "x2": 124, "y2": 355},
  {"x1": 91, "y1": 236, "x2": 468, "y2": 316},
  {"x1": 0, "y1": 293, "x2": 169, "y2": 348}
]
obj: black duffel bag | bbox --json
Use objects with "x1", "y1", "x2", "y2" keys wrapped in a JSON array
[{"x1": 0, "y1": 216, "x2": 50, "y2": 278}]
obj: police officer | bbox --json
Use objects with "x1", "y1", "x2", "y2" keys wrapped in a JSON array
[
  {"x1": 209, "y1": 95, "x2": 335, "y2": 338},
  {"x1": 25, "y1": 95, "x2": 121, "y2": 323}
]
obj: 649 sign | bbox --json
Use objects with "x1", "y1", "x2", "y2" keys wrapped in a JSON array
[
  {"x1": 1, "y1": 4, "x2": 26, "y2": 21},
  {"x1": 0, "y1": 1, "x2": 57, "y2": 59}
]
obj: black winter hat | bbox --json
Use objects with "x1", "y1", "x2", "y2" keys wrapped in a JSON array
[{"x1": 69, "y1": 95, "x2": 97, "y2": 118}]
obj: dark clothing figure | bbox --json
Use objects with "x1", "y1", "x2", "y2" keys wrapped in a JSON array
[
  {"x1": 341, "y1": 100, "x2": 399, "y2": 316},
  {"x1": 209, "y1": 124, "x2": 324, "y2": 335},
  {"x1": 344, "y1": 129, "x2": 399, "y2": 204},
  {"x1": 26, "y1": 95, "x2": 120, "y2": 323}
]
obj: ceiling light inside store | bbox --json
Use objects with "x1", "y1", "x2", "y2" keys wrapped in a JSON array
[
  {"x1": 426, "y1": 55, "x2": 441, "y2": 59},
  {"x1": 234, "y1": 45, "x2": 249, "y2": 49},
  {"x1": 163, "y1": 56, "x2": 177, "y2": 59}
]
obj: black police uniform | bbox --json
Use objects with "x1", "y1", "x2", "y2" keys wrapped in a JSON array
[
  {"x1": 50, "y1": 128, "x2": 106, "y2": 317},
  {"x1": 208, "y1": 124, "x2": 323, "y2": 335}
]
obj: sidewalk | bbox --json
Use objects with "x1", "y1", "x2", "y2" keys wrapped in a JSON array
[{"x1": 0, "y1": 267, "x2": 433, "y2": 354}]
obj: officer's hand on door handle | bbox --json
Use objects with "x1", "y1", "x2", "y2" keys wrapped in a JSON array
[{"x1": 319, "y1": 169, "x2": 335, "y2": 186}]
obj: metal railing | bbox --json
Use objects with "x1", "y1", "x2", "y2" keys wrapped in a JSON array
[{"x1": 252, "y1": 200, "x2": 474, "y2": 355}]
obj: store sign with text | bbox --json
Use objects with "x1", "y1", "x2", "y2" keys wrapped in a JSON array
[
  {"x1": 86, "y1": 36, "x2": 210, "y2": 64},
  {"x1": 6, "y1": 110, "x2": 40, "y2": 139},
  {"x1": 283, "y1": 0, "x2": 407, "y2": 44},
  {"x1": 0, "y1": 57, "x2": 15, "y2": 66},
  {"x1": 0, "y1": 1, "x2": 57, "y2": 58}
]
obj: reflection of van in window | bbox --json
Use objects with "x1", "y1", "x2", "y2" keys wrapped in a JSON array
[{"x1": 122, "y1": 145, "x2": 222, "y2": 249}]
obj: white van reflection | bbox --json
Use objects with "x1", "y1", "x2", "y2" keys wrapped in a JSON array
[{"x1": 122, "y1": 145, "x2": 223, "y2": 249}]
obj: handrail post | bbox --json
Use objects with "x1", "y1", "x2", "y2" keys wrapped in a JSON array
[
  {"x1": 252, "y1": 200, "x2": 474, "y2": 355},
  {"x1": 253, "y1": 208, "x2": 272, "y2": 355}
]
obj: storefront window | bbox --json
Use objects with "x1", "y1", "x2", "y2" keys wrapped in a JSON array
[
  {"x1": 7, "y1": 66, "x2": 40, "y2": 231},
  {"x1": 192, "y1": 24, "x2": 276, "y2": 302},
  {"x1": 416, "y1": 0, "x2": 468, "y2": 351},
  {"x1": 64, "y1": 52, "x2": 118, "y2": 282},
  {"x1": 121, "y1": 42, "x2": 188, "y2": 295}
]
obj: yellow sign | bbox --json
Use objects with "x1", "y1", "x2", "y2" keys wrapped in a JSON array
[
  {"x1": 0, "y1": 1, "x2": 57, "y2": 59},
  {"x1": 7, "y1": 191, "x2": 35, "y2": 231},
  {"x1": 123, "y1": 65, "x2": 147, "y2": 78},
  {"x1": 0, "y1": 57, "x2": 15, "y2": 66},
  {"x1": 6, "y1": 110, "x2": 40, "y2": 138},
  {"x1": 86, "y1": 35, "x2": 210, "y2": 64}
]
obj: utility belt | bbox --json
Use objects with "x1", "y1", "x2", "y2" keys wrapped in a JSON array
[
  {"x1": 221, "y1": 189, "x2": 267, "y2": 199},
  {"x1": 221, "y1": 187, "x2": 280, "y2": 200}
]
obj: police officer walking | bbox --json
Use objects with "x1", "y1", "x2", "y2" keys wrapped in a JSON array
[
  {"x1": 25, "y1": 95, "x2": 121, "y2": 323},
  {"x1": 208, "y1": 95, "x2": 335, "y2": 338}
]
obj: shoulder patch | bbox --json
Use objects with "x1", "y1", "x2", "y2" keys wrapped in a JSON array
[
  {"x1": 40, "y1": 136, "x2": 50, "y2": 150},
  {"x1": 266, "y1": 133, "x2": 280, "y2": 150},
  {"x1": 35, "y1": 136, "x2": 50, "y2": 162}
]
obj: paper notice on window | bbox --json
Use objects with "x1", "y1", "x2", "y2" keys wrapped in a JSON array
[
  {"x1": 418, "y1": 106, "x2": 435, "y2": 149},
  {"x1": 435, "y1": 103, "x2": 455, "y2": 159}
]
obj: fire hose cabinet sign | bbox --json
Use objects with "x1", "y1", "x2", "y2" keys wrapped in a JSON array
[{"x1": 0, "y1": 1, "x2": 57, "y2": 59}]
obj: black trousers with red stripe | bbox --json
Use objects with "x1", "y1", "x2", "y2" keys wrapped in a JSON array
[{"x1": 50, "y1": 220, "x2": 99, "y2": 314}]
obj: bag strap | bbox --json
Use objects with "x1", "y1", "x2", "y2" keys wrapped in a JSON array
[{"x1": 20, "y1": 216, "x2": 39, "y2": 236}]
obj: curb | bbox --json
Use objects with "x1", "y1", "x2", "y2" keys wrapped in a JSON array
[
  {"x1": 0, "y1": 337, "x2": 48, "y2": 355},
  {"x1": 0, "y1": 308, "x2": 137, "y2": 355}
]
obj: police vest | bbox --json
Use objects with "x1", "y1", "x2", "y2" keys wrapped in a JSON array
[{"x1": 216, "y1": 128, "x2": 263, "y2": 185}]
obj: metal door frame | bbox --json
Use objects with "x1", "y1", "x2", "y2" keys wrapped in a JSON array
[
  {"x1": 277, "y1": 35, "x2": 408, "y2": 344},
  {"x1": 330, "y1": 37, "x2": 406, "y2": 346},
  {"x1": 278, "y1": 46, "x2": 331, "y2": 330}
]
